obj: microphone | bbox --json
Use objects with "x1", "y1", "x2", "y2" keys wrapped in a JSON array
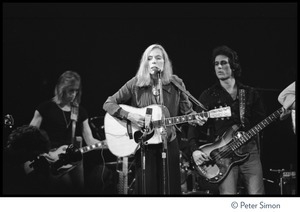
[
  {"x1": 150, "y1": 67, "x2": 162, "y2": 75},
  {"x1": 4, "y1": 114, "x2": 14, "y2": 128}
]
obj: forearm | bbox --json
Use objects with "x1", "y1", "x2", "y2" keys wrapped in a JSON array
[
  {"x1": 103, "y1": 78, "x2": 134, "y2": 119},
  {"x1": 278, "y1": 82, "x2": 295, "y2": 109},
  {"x1": 103, "y1": 96, "x2": 129, "y2": 119}
]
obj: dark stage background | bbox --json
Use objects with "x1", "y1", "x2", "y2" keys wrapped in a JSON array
[{"x1": 3, "y1": 3, "x2": 297, "y2": 194}]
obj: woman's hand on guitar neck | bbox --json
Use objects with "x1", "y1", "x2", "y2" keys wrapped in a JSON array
[
  {"x1": 192, "y1": 150, "x2": 210, "y2": 166},
  {"x1": 127, "y1": 112, "x2": 145, "y2": 128},
  {"x1": 188, "y1": 111, "x2": 208, "y2": 127}
]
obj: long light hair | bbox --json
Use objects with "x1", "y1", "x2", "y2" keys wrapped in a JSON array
[
  {"x1": 136, "y1": 44, "x2": 173, "y2": 87},
  {"x1": 52, "y1": 70, "x2": 82, "y2": 105}
]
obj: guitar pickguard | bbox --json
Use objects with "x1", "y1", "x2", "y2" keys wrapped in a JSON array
[{"x1": 133, "y1": 130, "x2": 155, "y2": 145}]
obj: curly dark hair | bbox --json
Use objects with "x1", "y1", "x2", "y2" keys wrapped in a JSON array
[
  {"x1": 212, "y1": 45, "x2": 242, "y2": 78},
  {"x1": 6, "y1": 125, "x2": 51, "y2": 165}
]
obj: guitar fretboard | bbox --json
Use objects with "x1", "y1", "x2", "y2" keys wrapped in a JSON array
[
  {"x1": 164, "y1": 112, "x2": 210, "y2": 126},
  {"x1": 229, "y1": 107, "x2": 284, "y2": 150},
  {"x1": 152, "y1": 112, "x2": 209, "y2": 127},
  {"x1": 80, "y1": 142, "x2": 103, "y2": 153}
]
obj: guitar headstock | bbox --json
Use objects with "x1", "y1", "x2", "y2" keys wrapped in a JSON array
[{"x1": 208, "y1": 106, "x2": 232, "y2": 118}]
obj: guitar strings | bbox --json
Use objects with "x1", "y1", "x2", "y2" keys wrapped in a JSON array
[
  {"x1": 196, "y1": 135, "x2": 252, "y2": 178},
  {"x1": 202, "y1": 127, "x2": 265, "y2": 167},
  {"x1": 207, "y1": 109, "x2": 282, "y2": 162}
]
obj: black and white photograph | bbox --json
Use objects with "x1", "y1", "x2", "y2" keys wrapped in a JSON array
[{"x1": 2, "y1": 2, "x2": 297, "y2": 210}]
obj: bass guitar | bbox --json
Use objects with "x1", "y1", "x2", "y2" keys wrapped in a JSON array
[
  {"x1": 193, "y1": 107, "x2": 284, "y2": 183},
  {"x1": 104, "y1": 104, "x2": 231, "y2": 157}
]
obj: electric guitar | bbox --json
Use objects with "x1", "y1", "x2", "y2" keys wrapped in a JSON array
[
  {"x1": 24, "y1": 141, "x2": 107, "y2": 175},
  {"x1": 193, "y1": 107, "x2": 284, "y2": 184},
  {"x1": 104, "y1": 104, "x2": 231, "y2": 157}
]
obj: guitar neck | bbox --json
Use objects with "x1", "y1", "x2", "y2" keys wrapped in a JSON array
[
  {"x1": 230, "y1": 107, "x2": 284, "y2": 150},
  {"x1": 79, "y1": 142, "x2": 103, "y2": 154},
  {"x1": 153, "y1": 106, "x2": 230, "y2": 127},
  {"x1": 163, "y1": 111, "x2": 209, "y2": 126}
]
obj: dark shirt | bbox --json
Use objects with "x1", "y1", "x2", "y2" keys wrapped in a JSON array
[
  {"x1": 188, "y1": 81, "x2": 266, "y2": 153},
  {"x1": 37, "y1": 100, "x2": 88, "y2": 148}
]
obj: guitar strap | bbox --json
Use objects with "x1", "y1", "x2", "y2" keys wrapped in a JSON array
[
  {"x1": 126, "y1": 120, "x2": 133, "y2": 139},
  {"x1": 239, "y1": 88, "x2": 263, "y2": 155},
  {"x1": 71, "y1": 104, "x2": 79, "y2": 147},
  {"x1": 239, "y1": 89, "x2": 246, "y2": 128},
  {"x1": 171, "y1": 78, "x2": 208, "y2": 111}
]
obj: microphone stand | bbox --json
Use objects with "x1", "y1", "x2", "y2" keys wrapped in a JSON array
[
  {"x1": 157, "y1": 71, "x2": 169, "y2": 195},
  {"x1": 70, "y1": 103, "x2": 84, "y2": 191},
  {"x1": 140, "y1": 136, "x2": 146, "y2": 194}
]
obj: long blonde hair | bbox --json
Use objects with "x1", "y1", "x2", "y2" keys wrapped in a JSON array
[
  {"x1": 52, "y1": 70, "x2": 82, "y2": 105},
  {"x1": 136, "y1": 44, "x2": 173, "y2": 87}
]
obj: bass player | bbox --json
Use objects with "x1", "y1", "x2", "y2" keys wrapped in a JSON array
[{"x1": 188, "y1": 45, "x2": 266, "y2": 195}]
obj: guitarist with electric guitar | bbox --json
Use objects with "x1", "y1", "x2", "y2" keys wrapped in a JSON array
[
  {"x1": 4, "y1": 124, "x2": 106, "y2": 194},
  {"x1": 28, "y1": 71, "x2": 104, "y2": 194},
  {"x1": 190, "y1": 45, "x2": 270, "y2": 195}
]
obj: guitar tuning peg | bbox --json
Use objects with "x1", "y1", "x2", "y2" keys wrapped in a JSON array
[
  {"x1": 221, "y1": 118, "x2": 224, "y2": 120},
  {"x1": 219, "y1": 105, "x2": 222, "y2": 108}
]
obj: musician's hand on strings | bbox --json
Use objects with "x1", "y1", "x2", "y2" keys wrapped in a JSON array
[
  {"x1": 193, "y1": 150, "x2": 210, "y2": 165},
  {"x1": 195, "y1": 114, "x2": 208, "y2": 126},
  {"x1": 41, "y1": 152, "x2": 57, "y2": 163},
  {"x1": 127, "y1": 112, "x2": 145, "y2": 128},
  {"x1": 188, "y1": 111, "x2": 208, "y2": 126},
  {"x1": 236, "y1": 131, "x2": 248, "y2": 139}
]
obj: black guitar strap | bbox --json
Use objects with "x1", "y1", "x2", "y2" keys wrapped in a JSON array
[
  {"x1": 126, "y1": 120, "x2": 133, "y2": 139},
  {"x1": 239, "y1": 89, "x2": 246, "y2": 128},
  {"x1": 239, "y1": 88, "x2": 262, "y2": 155}
]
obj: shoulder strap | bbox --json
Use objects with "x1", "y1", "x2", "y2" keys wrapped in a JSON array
[
  {"x1": 171, "y1": 78, "x2": 207, "y2": 111},
  {"x1": 239, "y1": 89, "x2": 246, "y2": 127}
]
